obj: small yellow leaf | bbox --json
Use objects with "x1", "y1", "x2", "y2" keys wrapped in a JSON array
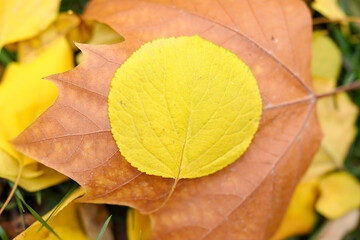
[
  {"x1": 0, "y1": 0, "x2": 60, "y2": 48},
  {"x1": 312, "y1": 0, "x2": 347, "y2": 20},
  {"x1": 272, "y1": 180, "x2": 318, "y2": 240},
  {"x1": 127, "y1": 209, "x2": 151, "y2": 240},
  {"x1": 14, "y1": 188, "x2": 88, "y2": 240},
  {"x1": 108, "y1": 36, "x2": 262, "y2": 179},
  {"x1": 0, "y1": 36, "x2": 74, "y2": 191},
  {"x1": 316, "y1": 171, "x2": 360, "y2": 219}
]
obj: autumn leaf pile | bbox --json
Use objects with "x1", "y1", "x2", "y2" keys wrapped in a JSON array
[{"x1": 0, "y1": 0, "x2": 360, "y2": 239}]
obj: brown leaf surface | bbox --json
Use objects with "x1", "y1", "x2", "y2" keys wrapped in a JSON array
[{"x1": 13, "y1": 0, "x2": 322, "y2": 239}]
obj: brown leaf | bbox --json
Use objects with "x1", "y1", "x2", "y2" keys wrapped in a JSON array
[
  {"x1": 0, "y1": 213, "x2": 36, "y2": 238},
  {"x1": 13, "y1": 0, "x2": 322, "y2": 239}
]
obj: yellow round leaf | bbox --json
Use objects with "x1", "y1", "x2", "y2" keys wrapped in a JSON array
[{"x1": 109, "y1": 36, "x2": 262, "y2": 179}]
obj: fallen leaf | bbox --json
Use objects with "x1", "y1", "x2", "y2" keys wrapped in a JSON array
[
  {"x1": 309, "y1": 78, "x2": 358, "y2": 175},
  {"x1": 17, "y1": 12, "x2": 81, "y2": 63},
  {"x1": 65, "y1": 16, "x2": 93, "y2": 50},
  {"x1": 311, "y1": 31, "x2": 342, "y2": 84},
  {"x1": 78, "y1": 204, "x2": 114, "y2": 240},
  {"x1": 0, "y1": 36, "x2": 73, "y2": 192},
  {"x1": 0, "y1": 0, "x2": 60, "y2": 48},
  {"x1": 273, "y1": 32, "x2": 358, "y2": 238},
  {"x1": 13, "y1": 188, "x2": 89, "y2": 240},
  {"x1": 0, "y1": 213, "x2": 36, "y2": 238},
  {"x1": 75, "y1": 21, "x2": 124, "y2": 64},
  {"x1": 13, "y1": 0, "x2": 322, "y2": 239},
  {"x1": 85, "y1": 21, "x2": 124, "y2": 45},
  {"x1": 271, "y1": 179, "x2": 318, "y2": 240},
  {"x1": 315, "y1": 209, "x2": 360, "y2": 240},
  {"x1": 127, "y1": 208, "x2": 151, "y2": 240},
  {"x1": 312, "y1": 0, "x2": 347, "y2": 20},
  {"x1": 109, "y1": 36, "x2": 262, "y2": 179},
  {"x1": 304, "y1": 33, "x2": 358, "y2": 180},
  {"x1": 316, "y1": 171, "x2": 360, "y2": 219}
]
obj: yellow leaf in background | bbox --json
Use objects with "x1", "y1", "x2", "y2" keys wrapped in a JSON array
[
  {"x1": 274, "y1": 32, "x2": 358, "y2": 238},
  {"x1": 0, "y1": 36, "x2": 74, "y2": 191},
  {"x1": 14, "y1": 188, "x2": 88, "y2": 240},
  {"x1": 127, "y1": 209, "x2": 151, "y2": 240},
  {"x1": 18, "y1": 12, "x2": 81, "y2": 63},
  {"x1": 304, "y1": 32, "x2": 358, "y2": 180},
  {"x1": 75, "y1": 21, "x2": 124, "y2": 64},
  {"x1": 311, "y1": 31, "x2": 342, "y2": 84},
  {"x1": 309, "y1": 77, "x2": 358, "y2": 177},
  {"x1": 0, "y1": 0, "x2": 60, "y2": 48},
  {"x1": 109, "y1": 36, "x2": 262, "y2": 179},
  {"x1": 86, "y1": 22, "x2": 124, "y2": 45},
  {"x1": 316, "y1": 171, "x2": 360, "y2": 219},
  {"x1": 272, "y1": 180, "x2": 318, "y2": 240},
  {"x1": 65, "y1": 15, "x2": 93, "y2": 50},
  {"x1": 312, "y1": 0, "x2": 347, "y2": 20}
]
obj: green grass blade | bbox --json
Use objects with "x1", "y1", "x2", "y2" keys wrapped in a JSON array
[
  {"x1": 0, "y1": 47, "x2": 16, "y2": 66},
  {"x1": 0, "y1": 201, "x2": 17, "y2": 210},
  {"x1": 15, "y1": 191, "x2": 62, "y2": 240},
  {"x1": 36, "y1": 191, "x2": 42, "y2": 206},
  {"x1": 37, "y1": 184, "x2": 78, "y2": 232},
  {"x1": 0, "y1": 225, "x2": 9, "y2": 240},
  {"x1": 15, "y1": 195, "x2": 26, "y2": 229},
  {"x1": 96, "y1": 215, "x2": 112, "y2": 240}
]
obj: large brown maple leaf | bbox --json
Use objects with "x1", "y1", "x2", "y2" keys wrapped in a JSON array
[{"x1": 13, "y1": 0, "x2": 322, "y2": 239}]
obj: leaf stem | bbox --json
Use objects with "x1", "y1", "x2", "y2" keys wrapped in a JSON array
[
  {"x1": 147, "y1": 178, "x2": 180, "y2": 214},
  {"x1": 313, "y1": 16, "x2": 360, "y2": 25},
  {"x1": 0, "y1": 165, "x2": 23, "y2": 215},
  {"x1": 316, "y1": 81, "x2": 360, "y2": 99}
]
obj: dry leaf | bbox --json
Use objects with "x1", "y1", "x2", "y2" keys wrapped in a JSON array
[
  {"x1": 0, "y1": 36, "x2": 73, "y2": 191},
  {"x1": 78, "y1": 204, "x2": 114, "y2": 240},
  {"x1": 13, "y1": 0, "x2": 322, "y2": 239},
  {"x1": 75, "y1": 21, "x2": 124, "y2": 64},
  {"x1": 0, "y1": 0, "x2": 60, "y2": 48},
  {"x1": 315, "y1": 209, "x2": 360, "y2": 240},
  {"x1": 0, "y1": 213, "x2": 36, "y2": 238},
  {"x1": 271, "y1": 179, "x2": 318, "y2": 240}
]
